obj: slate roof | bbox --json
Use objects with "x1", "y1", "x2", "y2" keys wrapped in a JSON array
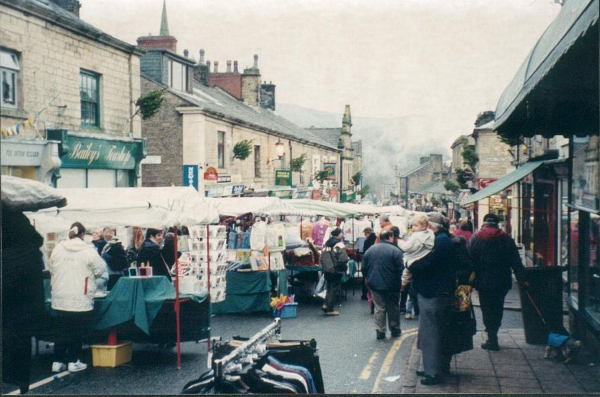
[
  {"x1": 166, "y1": 80, "x2": 340, "y2": 151},
  {"x1": 410, "y1": 180, "x2": 448, "y2": 195},
  {"x1": 397, "y1": 161, "x2": 429, "y2": 178},
  {"x1": 2, "y1": 0, "x2": 143, "y2": 55},
  {"x1": 306, "y1": 128, "x2": 343, "y2": 149}
]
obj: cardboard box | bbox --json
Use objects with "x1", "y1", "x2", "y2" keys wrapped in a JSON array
[{"x1": 91, "y1": 341, "x2": 133, "y2": 368}]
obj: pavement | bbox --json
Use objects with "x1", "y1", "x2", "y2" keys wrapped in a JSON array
[{"x1": 400, "y1": 283, "x2": 600, "y2": 394}]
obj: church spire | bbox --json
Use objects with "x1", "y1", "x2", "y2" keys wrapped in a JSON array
[{"x1": 160, "y1": 0, "x2": 169, "y2": 36}]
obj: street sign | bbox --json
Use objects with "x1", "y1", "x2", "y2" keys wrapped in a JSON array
[
  {"x1": 275, "y1": 169, "x2": 292, "y2": 186},
  {"x1": 183, "y1": 165, "x2": 199, "y2": 190}
]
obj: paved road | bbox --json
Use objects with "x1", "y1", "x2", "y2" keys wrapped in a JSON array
[{"x1": 2, "y1": 287, "x2": 524, "y2": 395}]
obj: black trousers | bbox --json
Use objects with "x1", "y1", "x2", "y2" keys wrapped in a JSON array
[
  {"x1": 324, "y1": 273, "x2": 342, "y2": 311},
  {"x1": 53, "y1": 310, "x2": 94, "y2": 363},
  {"x1": 478, "y1": 289, "x2": 509, "y2": 337}
]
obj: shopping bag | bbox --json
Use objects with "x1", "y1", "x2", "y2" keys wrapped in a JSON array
[
  {"x1": 314, "y1": 274, "x2": 327, "y2": 299},
  {"x1": 442, "y1": 306, "x2": 476, "y2": 356}
]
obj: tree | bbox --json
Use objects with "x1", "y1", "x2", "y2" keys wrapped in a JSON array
[
  {"x1": 133, "y1": 89, "x2": 165, "y2": 120},
  {"x1": 351, "y1": 171, "x2": 362, "y2": 186},
  {"x1": 232, "y1": 139, "x2": 253, "y2": 160},
  {"x1": 357, "y1": 184, "x2": 370, "y2": 197},
  {"x1": 444, "y1": 179, "x2": 460, "y2": 193},
  {"x1": 314, "y1": 170, "x2": 329, "y2": 183},
  {"x1": 290, "y1": 153, "x2": 307, "y2": 172},
  {"x1": 455, "y1": 168, "x2": 471, "y2": 189}
]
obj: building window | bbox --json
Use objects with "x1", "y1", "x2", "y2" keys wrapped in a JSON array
[
  {"x1": 168, "y1": 59, "x2": 187, "y2": 91},
  {"x1": 254, "y1": 145, "x2": 261, "y2": 178},
  {"x1": 56, "y1": 168, "x2": 130, "y2": 188},
  {"x1": 80, "y1": 70, "x2": 100, "y2": 127},
  {"x1": 1, "y1": 50, "x2": 20, "y2": 108},
  {"x1": 217, "y1": 131, "x2": 225, "y2": 168}
]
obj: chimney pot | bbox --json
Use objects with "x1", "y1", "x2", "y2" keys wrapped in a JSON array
[
  {"x1": 199, "y1": 49, "x2": 205, "y2": 64},
  {"x1": 206, "y1": 60, "x2": 211, "y2": 72},
  {"x1": 214, "y1": 61, "x2": 219, "y2": 73},
  {"x1": 226, "y1": 60, "x2": 232, "y2": 73},
  {"x1": 233, "y1": 61, "x2": 239, "y2": 73},
  {"x1": 184, "y1": 49, "x2": 189, "y2": 57},
  {"x1": 253, "y1": 54, "x2": 259, "y2": 68}
]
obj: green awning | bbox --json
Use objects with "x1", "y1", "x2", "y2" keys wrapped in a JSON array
[{"x1": 461, "y1": 161, "x2": 545, "y2": 206}]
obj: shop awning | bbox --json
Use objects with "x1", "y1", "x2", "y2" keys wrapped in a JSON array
[
  {"x1": 461, "y1": 161, "x2": 545, "y2": 206},
  {"x1": 494, "y1": 0, "x2": 599, "y2": 137}
]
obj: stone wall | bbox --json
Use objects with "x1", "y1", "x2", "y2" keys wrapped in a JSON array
[
  {"x1": 140, "y1": 78, "x2": 186, "y2": 187},
  {"x1": 475, "y1": 129, "x2": 513, "y2": 180},
  {"x1": 0, "y1": 5, "x2": 140, "y2": 137}
]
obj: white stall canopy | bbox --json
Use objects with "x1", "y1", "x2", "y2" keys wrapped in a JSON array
[{"x1": 27, "y1": 186, "x2": 219, "y2": 233}]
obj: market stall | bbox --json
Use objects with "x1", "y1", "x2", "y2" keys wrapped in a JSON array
[{"x1": 27, "y1": 186, "x2": 219, "y2": 368}]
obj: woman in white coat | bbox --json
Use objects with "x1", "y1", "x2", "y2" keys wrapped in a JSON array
[{"x1": 49, "y1": 222, "x2": 106, "y2": 373}]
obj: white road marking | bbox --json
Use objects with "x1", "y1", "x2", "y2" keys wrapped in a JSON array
[{"x1": 372, "y1": 329, "x2": 418, "y2": 393}]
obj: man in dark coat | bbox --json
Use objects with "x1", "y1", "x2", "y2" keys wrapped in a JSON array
[
  {"x1": 320, "y1": 228, "x2": 349, "y2": 316},
  {"x1": 2, "y1": 206, "x2": 48, "y2": 394},
  {"x1": 363, "y1": 230, "x2": 404, "y2": 340},
  {"x1": 137, "y1": 228, "x2": 168, "y2": 280},
  {"x1": 360, "y1": 227, "x2": 377, "y2": 300},
  {"x1": 410, "y1": 212, "x2": 456, "y2": 385},
  {"x1": 469, "y1": 213, "x2": 526, "y2": 351}
]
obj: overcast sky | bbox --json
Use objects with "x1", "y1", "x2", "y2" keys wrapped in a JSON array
[{"x1": 81, "y1": 0, "x2": 560, "y2": 147}]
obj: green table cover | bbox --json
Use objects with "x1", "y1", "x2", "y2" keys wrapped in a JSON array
[
  {"x1": 212, "y1": 270, "x2": 287, "y2": 314},
  {"x1": 93, "y1": 276, "x2": 207, "y2": 335}
]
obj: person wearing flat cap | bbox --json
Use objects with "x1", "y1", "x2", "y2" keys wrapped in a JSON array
[
  {"x1": 469, "y1": 213, "x2": 527, "y2": 351},
  {"x1": 409, "y1": 211, "x2": 455, "y2": 385},
  {"x1": 320, "y1": 228, "x2": 349, "y2": 316}
]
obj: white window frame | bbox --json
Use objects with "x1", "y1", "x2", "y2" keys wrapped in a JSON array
[{"x1": 1, "y1": 50, "x2": 20, "y2": 109}]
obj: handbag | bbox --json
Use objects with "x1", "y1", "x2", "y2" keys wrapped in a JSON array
[{"x1": 443, "y1": 305, "x2": 477, "y2": 355}]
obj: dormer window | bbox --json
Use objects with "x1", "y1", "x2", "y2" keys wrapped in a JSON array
[
  {"x1": 167, "y1": 58, "x2": 188, "y2": 91},
  {"x1": 1, "y1": 50, "x2": 20, "y2": 109}
]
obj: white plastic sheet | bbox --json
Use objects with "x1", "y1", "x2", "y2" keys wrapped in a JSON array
[{"x1": 1, "y1": 175, "x2": 66, "y2": 211}]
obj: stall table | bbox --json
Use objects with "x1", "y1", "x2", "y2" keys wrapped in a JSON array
[{"x1": 212, "y1": 270, "x2": 288, "y2": 314}]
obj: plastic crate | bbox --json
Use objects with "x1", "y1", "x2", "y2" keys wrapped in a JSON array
[
  {"x1": 91, "y1": 341, "x2": 132, "y2": 367},
  {"x1": 273, "y1": 303, "x2": 297, "y2": 319}
]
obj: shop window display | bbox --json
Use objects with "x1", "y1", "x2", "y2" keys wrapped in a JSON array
[{"x1": 583, "y1": 213, "x2": 600, "y2": 323}]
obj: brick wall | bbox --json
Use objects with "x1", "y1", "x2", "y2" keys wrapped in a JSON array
[
  {"x1": 208, "y1": 74, "x2": 242, "y2": 99},
  {"x1": 140, "y1": 78, "x2": 186, "y2": 187},
  {"x1": 137, "y1": 36, "x2": 177, "y2": 53},
  {"x1": 0, "y1": 5, "x2": 140, "y2": 137}
]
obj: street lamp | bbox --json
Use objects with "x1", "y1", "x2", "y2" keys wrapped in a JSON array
[{"x1": 275, "y1": 138, "x2": 285, "y2": 159}]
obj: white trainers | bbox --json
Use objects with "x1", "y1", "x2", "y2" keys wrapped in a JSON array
[
  {"x1": 67, "y1": 360, "x2": 88, "y2": 372},
  {"x1": 405, "y1": 313, "x2": 414, "y2": 319},
  {"x1": 52, "y1": 362, "x2": 67, "y2": 373}
]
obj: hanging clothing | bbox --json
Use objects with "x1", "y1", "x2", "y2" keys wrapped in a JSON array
[{"x1": 312, "y1": 221, "x2": 329, "y2": 247}]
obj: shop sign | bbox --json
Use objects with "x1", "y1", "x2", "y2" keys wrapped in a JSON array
[
  {"x1": 183, "y1": 165, "x2": 199, "y2": 190},
  {"x1": 231, "y1": 185, "x2": 245, "y2": 195},
  {"x1": 1, "y1": 141, "x2": 45, "y2": 166},
  {"x1": 245, "y1": 191, "x2": 269, "y2": 197},
  {"x1": 62, "y1": 136, "x2": 138, "y2": 169},
  {"x1": 478, "y1": 178, "x2": 497, "y2": 189},
  {"x1": 329, "y1": 188, "x2": 338, "y2": 198},
  {"x1": 204, "y1": 167, "x2": 218, "y2": 181},
  {"x1": 275, "y1": 169, "x2": 292, "y2": 186},
  {"x1": 323, "y1": 162, "x2": 336, "y2": 180},
  {"x1": 217, "y1": 175, "x2": 232, "y2": 183},
  {"x1": 269, "y1": 189, "x2": 294, "y2": 199},
  {"x1": 311, "y1": 190, "x2": 322, "y2": 200}
]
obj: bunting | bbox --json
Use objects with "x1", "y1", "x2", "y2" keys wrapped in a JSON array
[{"x1": 1, "y1": 117, "x2": 36, "y2": 139}]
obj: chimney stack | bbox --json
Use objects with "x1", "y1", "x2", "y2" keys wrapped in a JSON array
[
  {"x1": 199, "y1": 49, "x2": 205, "y2": 64},
  {"x1": 49, "y1": 0, "x2": 81, "y2": 17},
  {"x1": 253, "y1": 54, "x2": 259, "y2": 68},
  {"x1": 234, "y1": 61, "x2": 239, "y2": 73},
  {"x1": 214, "y1": 61, "x2": 219, "y2": 73},
  {"x1": 226, "y1": 61, "x2": 232, "y2": 73}
]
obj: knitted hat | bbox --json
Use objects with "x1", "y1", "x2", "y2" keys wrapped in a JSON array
[
  {"x1": 363, "y1": 227, "x2": 374, "y2": 233},
  {"x1": 331, "y1": 228, "x2": 342, "y2": 237}
]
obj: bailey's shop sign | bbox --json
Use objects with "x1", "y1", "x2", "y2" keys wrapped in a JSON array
[{"x1": 62, "y1": 137, "x2": 138, "y2": 169}]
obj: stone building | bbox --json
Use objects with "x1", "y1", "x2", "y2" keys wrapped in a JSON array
[
  {"x1": 1, "y1": 0, "x2": 146, "y2": 187},
  {"x1": 396, "y1": 153, "x2": 446, "y2": 206},
  {"x1": 137, "y1": 3, "x2": 343, "y2": 199}
]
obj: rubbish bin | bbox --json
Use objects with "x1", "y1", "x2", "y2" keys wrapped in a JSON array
[{"x1": 518, "y1": 266, "x2": 567, "y2": 344}]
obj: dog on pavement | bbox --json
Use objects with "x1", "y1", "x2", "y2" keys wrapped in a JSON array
[{"x1": 544, "y1": 333, "x2": 581, "y2": 364}]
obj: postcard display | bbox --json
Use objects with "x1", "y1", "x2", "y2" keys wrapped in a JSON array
[
  {"x1": 177, "y1": 225, "x2": 228, "y2": 302},
  {"x1": 227, "y1": 221, "x2": 287, "y2": 272}
]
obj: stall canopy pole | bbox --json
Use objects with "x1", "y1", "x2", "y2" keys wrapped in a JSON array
[
  {"x1": 206, "y1": 224, "x2": 211, "y2": 353},
  {"x1": 174, "y1": 226, "x2": 182, "y2": 369}
]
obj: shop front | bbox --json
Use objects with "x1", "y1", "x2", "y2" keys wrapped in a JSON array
[
  {"x1": 490, "y1": 0, "x2": 599, "y2": 352},
  {"x1": 48, "y1": 130, "x2": 146, "y2": 188},
  {"x1": 1, "y1": 139, "x2": 61, "y2": 185}
]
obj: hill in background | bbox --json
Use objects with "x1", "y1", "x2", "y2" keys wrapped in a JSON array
[{"x1": 275, "y1": 103, "x2": 451, "y2": 191}]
